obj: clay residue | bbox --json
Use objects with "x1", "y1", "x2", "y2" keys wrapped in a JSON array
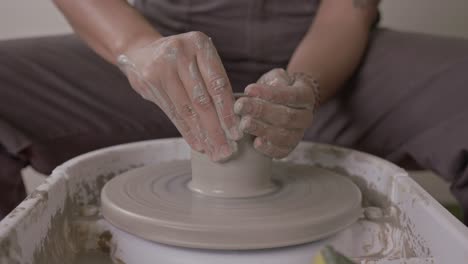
[
  {"x1": 74, "y1": 164, "x2": 143, "y2": 207},
  {"x1": 15, "y1": 189, "x2": 51, "y2": 225},
  {"x1": 322, "y1": 165, "x2": 393, "y2": 208},
  {"x1": 318, "y1": 164, "x2": 432, "y2": 261},
  {"x1": 28, "y1": 165, "x2": 143, "y2": 264},
  {"x1": 75, "y1": 172, "x2": 117, "y2": 207},
  {"x1": 6, "y1": 207, "x2": 26, "y2": 220},
  {"x1": 26, "y1": 190, "x2": 49, "y2": 202},
  {"x1": 0, "y1": 230, "x2": 21, "y2": 264},
  {"x1": 96, "y1": 231, "x2": 126, "y2": 264},
  {"x1": 31, "y1": 194, "x2": 80, "y2": 264},
  {"x1": 97, "y1": 231, "x2": 112, "y2": 254},
  {"x1": 290, "y1": 141, "x2": 433, "y2": 262},
  {"x1": 1, "y1": 163, "x2": 141, "y2": 264}
]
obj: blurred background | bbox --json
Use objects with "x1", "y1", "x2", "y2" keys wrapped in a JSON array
[
  {"x1": 0, "y1": 0, "x2": 466, "y2": 216},
  {"x1": 2, "y1": 0, "x2": 468, "y2": 40}
]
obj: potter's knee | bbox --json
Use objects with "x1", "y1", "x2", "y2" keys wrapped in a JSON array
[
  {"x1": 0, "y1": 35, "x2": 72, "y2": 62},
  {"x1": 0, "y1": 38, "x2": 39, "y2": 59}
]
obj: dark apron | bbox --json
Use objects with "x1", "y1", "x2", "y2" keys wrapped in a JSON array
[{"x1": 134, "y1": 0, "x2": 319, "y2": 91}]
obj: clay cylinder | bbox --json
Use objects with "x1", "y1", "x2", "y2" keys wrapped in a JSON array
[{"x1": 189, "y1": 136, "x2": 277, "y2": 198}]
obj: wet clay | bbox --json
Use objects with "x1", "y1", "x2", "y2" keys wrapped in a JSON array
[
  {"x1": 101, "y1": 137, "x2": 363, "y2": 250},
  {"x1": 190, "y1": 136, "x2": 277, "y2": 197}
]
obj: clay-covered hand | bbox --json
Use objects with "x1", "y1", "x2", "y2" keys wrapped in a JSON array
[
  {"x1": 234, "y1": 68, "x2": 320, "y2": 159},
  {"x1": 117, "y1": 32, "x2": 242, "y2": 162}
]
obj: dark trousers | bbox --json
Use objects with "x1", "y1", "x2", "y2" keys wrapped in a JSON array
[{"x1": 1, "y1": 29, "x2": 468, "y2": 224}]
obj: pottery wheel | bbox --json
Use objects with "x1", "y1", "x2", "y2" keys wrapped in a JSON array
[{"x1": 101, "y1": 160, "x2": 362, "y2": 250}]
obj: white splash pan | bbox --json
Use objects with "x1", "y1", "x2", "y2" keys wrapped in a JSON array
[{"x1": 1, "y1": 138, "x2": 468, "y2": 263}]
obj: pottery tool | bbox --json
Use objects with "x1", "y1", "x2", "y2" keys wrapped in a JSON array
[{"x1": 101, "y1": 136, "x2": 362, "y2": 250}]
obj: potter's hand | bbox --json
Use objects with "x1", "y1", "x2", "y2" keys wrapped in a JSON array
[
  {"x1": 117, "y1": 32, "x2": 242, "y2": 162},
  {"x1": 234, "y1": 69, "x2": 320, "y2": 158}
]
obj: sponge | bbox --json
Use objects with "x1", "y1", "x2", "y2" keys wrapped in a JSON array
[{"x1": 313, "y1": 246, "x2": 355, "y2": 264}]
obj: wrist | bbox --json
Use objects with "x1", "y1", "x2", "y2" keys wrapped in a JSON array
[{"x1": 113, "y1": 31, "x2": 162, "y2": 58}]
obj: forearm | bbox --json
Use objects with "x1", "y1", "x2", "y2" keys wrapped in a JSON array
[
  {"x1": 287, "y1": 0, "x2": 379, "y2": 103},
  {"x1": 53, "y1": 0, "x2": 162, "y2": 64}
]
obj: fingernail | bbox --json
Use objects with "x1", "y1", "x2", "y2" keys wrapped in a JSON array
[
  {"x1": 245, "y1": 85, "x2": 256, "y2": 96},
  {"x1": 215, "y1": 143, "x2": 234, "y2": 162},
  {"x1": 234, "y1": 100, "x2": 243, "y2": 115},
  {"x1": 234, "y1": 99, "x2": 252, "y2": 115}
]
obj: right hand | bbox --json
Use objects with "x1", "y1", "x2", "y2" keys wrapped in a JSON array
[{"x1": 117, "y1": 32, "x2": 242, "y2": 161}]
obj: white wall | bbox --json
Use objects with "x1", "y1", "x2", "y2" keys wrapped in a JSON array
[
  {"x1": 380, "y1": 0, "x2": 468, "y2": 38},
  {"x1": 1, "y1": 0, "x2": 468, "y2": 40},
  {"x1": 0, "y1": 0, "x2": 71, "y2": 39}
]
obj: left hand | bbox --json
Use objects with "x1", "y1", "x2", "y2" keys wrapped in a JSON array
[{"x1": 234, "y1": 68, "x2": 320, "y2": 158}]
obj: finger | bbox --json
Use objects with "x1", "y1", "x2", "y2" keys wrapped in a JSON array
[
  {"x1": 150, "y1": 67, "x2": 203, "y2": 152},
  {"x1": 253, "y1": 137, "x2": 293, "y2": 159},
  {"x1": 234, "y1": 97, "x2": 313, "y2": 129},
  {"x1": 148, "y1": 84, "x2": 202, "y2": 153},
  {"x1": 258, "y1": 68, "x2": 291, "y2": 86},
  {"x1": 160, "y1": 72, "x2": 206, "y2": 152},
  {"x1": 179, "y1": 58, "x2": 236, "y2": 161},
  {"x1": 192, "y1": 32, "x2": 242, "y2": 141},
  {"x1": 128, "y1": 56, "x2": 206, "y2": 153},
  {"x1": 239, "y1": 116, "x2": 303, "y2": 148},
  {"x1": 244, "y1": 83, "x2": 315, "y2": 107},
  {"x1": 169, "y1": 109, "x2": 206, "y2": 154}
]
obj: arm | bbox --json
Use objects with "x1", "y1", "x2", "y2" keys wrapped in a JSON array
[
  {"x1": 287, "y1": 0, "x2": 380, "y2": 102},
  {"x1": 234, "y1": 0, "x2": 380, "y2": 158},
  {"x1": 53, "y1": 0, "x2": 242, "y2": 161},
  {"x1": 53, "y1": 0, "x2": 161, "y2": 64}
]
